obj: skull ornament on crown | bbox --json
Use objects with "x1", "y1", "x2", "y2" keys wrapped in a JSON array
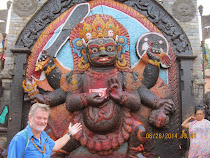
[{"x1": 79, "y1": 14, "x2": 120, "y2": 43}]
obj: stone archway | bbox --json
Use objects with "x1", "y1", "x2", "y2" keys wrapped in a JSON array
[{"x1": 8, "y1": 0, "x2": 196, "y2": 157}]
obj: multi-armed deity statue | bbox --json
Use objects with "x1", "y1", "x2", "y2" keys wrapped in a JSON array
[{"x1": 22, "y1": 1, "x2": 179, "y2": 157}]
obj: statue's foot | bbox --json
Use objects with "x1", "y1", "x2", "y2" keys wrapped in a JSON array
[
  {"x1": 127, "y1": 144, "x2": 144, "y2": 158},
  {"x1": 129, "y1": 144, "x2": 144, "y2": 152}
]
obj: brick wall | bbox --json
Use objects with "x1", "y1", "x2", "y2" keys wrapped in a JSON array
[
  {"x1": 161, "y1": 0, "x2": 204, "y2": 105},
  {"x1": 0, "y1": 0, "x2": 47, "y2": 149}
]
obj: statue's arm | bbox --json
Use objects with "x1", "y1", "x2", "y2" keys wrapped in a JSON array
[
  {"x1": 25, "y1": 72, "x2": 73, "y2": 106},
  {"x1": 120, "y1": 90, "x2": 141, "y2": 112},
  {"x1": 28, "y1": 88, "x2": 67, "y2": 107},
  {"x1": 108, "y1": 73, "x2": 141, "y2": 111},
  {"x1": 137, "y1": 84, "x2": 160, "y2": 109},
  {"x1": 43, "y1": 88, "x2": 67, "y2": 106},
  {"x1": 65, "y1": 73, "x2": 107, "y2": 112},
  {"x1": 65, "y1": 92, "x2": 87, "y2": 112},
  {"x1": 138, "y1": 84, "x2": 174, "y2": 113}
]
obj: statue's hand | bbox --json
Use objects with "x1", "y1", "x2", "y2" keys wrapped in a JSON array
[
  {"x1": 159, "y1": 53, "x2": 171, "y2": 68},
  {"x1": 155, "y1": 99, "x2": 175, "y2": 114},
  {"x1": 86, "y1": 93, "x2": 106, "y2": 107},
  {"x1": 24, "y1": 94, "x2": 48, "y2": 104},
  {"x1": 108, "y1": 78, "x2": 123, "y2": 103},
  {"x1": 147, "y1": 50, "x2": 160, "y2": 61}
]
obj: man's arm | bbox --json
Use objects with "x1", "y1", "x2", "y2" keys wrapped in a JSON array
[{"x1": 52, "y1": 123, "x2": 82, "y2": 152}]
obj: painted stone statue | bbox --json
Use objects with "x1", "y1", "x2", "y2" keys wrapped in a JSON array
[{"x1": 23, "y1": 1, "x2": 177, "y2": 158}]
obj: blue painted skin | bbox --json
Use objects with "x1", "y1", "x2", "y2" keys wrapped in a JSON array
[
  {"x1": 43, "y1": 5, "x2": 167, "y2": 84},
  {"x1": 45, "y1": 6, "x2": 148, "y2": 68}
]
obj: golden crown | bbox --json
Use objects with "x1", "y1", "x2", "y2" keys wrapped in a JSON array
[{"x1": 79, "y1": 14, "x2": 121, "y2": 43}]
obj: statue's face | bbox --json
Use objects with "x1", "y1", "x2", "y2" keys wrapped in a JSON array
[{"x1": 86, "y1": 38, "x2": 117, "y2": 66}]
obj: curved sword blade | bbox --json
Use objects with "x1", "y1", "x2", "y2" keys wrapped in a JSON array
[{"x1": 44, "y1": 3, "x2": 90, "y2": 57}]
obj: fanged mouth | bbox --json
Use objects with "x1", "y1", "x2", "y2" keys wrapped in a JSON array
[
  {"x1": 92, "y1": 56, "x2": 115, "y2": 63},
  {"x1": 99, "y1": 57, "x2": 110, "y2": 62},
  {"x1": 150, "y1": 47, "x2": 163, "y2": 54}
]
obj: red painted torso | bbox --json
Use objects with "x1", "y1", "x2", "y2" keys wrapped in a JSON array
[{"x1": 82, "y1": 68, "x2": 122, "y2": 134}]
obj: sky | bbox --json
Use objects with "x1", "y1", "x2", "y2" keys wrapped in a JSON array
[
  {"x1": 197, "y1": 0, "x2": 210, "y2": 45},
  {"x1": 0, "y1": 0, "x2": 8, "y2": 10},
  {"x1": 197, "y1": 0, "x2": 210, "y2": 15}
]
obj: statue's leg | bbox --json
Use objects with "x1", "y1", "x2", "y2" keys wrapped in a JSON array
[
  {"x1": 127, "y1": 122, "x2": 147, "y2": 158},
  {"x1": 127, "y1": 120, "x2": 157, "y2": 158}
]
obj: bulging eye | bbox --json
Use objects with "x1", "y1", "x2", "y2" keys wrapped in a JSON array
[
  {"x1": 91, "y1": 47, "x2": 99, "y2": 54},
  {"x1": 106, "y1": 46, "x2": 113, "y2": 52}
]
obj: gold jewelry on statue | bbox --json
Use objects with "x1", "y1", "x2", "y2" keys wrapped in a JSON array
[
  {"x1": 31, "y1": 138, "x2": 45, "y2": 153},
  {"x1": 116, "y1": 56, "x2": 127, "y2": 67},
  {"x1": 116, "y1": 55, "x2": 132, "y2": 72},
  {"x1": 60, "y1": 74, "x2": 69, "y2": 92},
  {"x1": 35, "y1": 57, "x2": 49, "y2": 72},
  {"x1": 147, "y1": 59, "x2": 160, "y2": 69},
  {"x1": 22, "y1": 79, "x2": 37, "y2": 92},
  {"x1": 78, "y1": 61, "x2": 89, "y2": 70},
  {"x1": 79, "y1": 14, "x2": 121, "y2": 43},
  {"x1": 44, "y1": 65, "x2": 56, "y2": 76},
  {"x1": 81, "y1": 93, "x2": 88, "y2": 107}
]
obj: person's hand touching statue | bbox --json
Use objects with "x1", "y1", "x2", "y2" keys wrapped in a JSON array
[{"x1": 68, "y1": 123, "x2": 82, "y2": 136}]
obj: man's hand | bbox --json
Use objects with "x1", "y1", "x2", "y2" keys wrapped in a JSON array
[
  {"x1": 68, "y1": 123, "x2": 82, "y2": 136},
  {"x1": 53, "y1": 123, "x2": 82, "y2": 151}
]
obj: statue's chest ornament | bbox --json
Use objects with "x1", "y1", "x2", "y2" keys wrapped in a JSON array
[{"x1": 87, "y1": 68, "x2": 118, "y2": 80}]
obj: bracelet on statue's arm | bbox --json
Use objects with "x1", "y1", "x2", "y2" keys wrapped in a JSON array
[
  {"x1": 120, "y1": 93, "x2": 128, "y2": 105},
  {"x1": 80, "y1": 93, "x2": 88, "y2": 107}
]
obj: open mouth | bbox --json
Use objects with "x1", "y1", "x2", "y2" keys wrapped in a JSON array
[
  {"x1": 150, "y1": 46, "x2": 164, "y2": 54},
  {"x1": 151, "y1": 47, "x2": 161, "y2": 54},
  {"x1": 92, "y1": 56, "x2": 115, "y2": 63},
  {"x1": 99, "y1": 57, "x2": 110, "y2": 62}
]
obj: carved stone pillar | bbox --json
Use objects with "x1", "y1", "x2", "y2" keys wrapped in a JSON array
[
  {"x1": 6, "y1": 48, "x2": 31, "y2": 146},
  {"x1": 176, "y1": 54, "x2": 197, "y2": 120}
]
